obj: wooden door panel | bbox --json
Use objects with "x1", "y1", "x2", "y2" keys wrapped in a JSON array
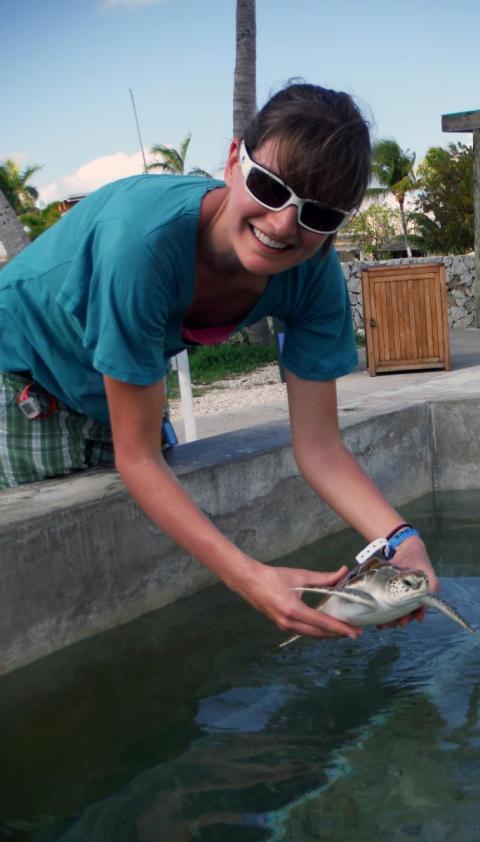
[{"x1": 361, "y1": 264, "x2": 451, "y2": 375}]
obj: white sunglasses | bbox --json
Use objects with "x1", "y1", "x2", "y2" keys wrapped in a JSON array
[{"x1": 238, "y1": 140, "x2": 352, "y2": 235}]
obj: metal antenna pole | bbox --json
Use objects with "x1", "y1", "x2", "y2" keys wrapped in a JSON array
[{"x1": 129, "y1": 88, "x2": 148, "y2": 174}]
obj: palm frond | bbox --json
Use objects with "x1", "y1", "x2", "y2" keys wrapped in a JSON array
[
  {"x1": 148, "y1": 133, "x2": 210, "y2": 178},
  {"x1": 366, "y1": 186, "x2": 388, "y2": 197},
  {"x1": 24, "y1": 185, "x2": 39, "y2": 200},
  {"x1": 150, "y1": 142, "x2": 172, "y2": 156},
  {"x1": 179, "y1": 133, "x2": 192, "y2": 166},
  {"x1": 188, "y1": 167, "x2": 212, "y2": 178},
  {"x1": 372, "y1": 139, "x2": 416, "y2": 190},
  {"x1": 149, "y1": 144, "x2": 184, "y2": 173},
  {"x1": 146, "y1": 161, "x2": 176, "y2": 173},
  {"x1": 0, "y1": 157, "x2": 43, "y2": 213},
  {"x1": 21, "y1": 164, "x2": 43, "y2": 182}
]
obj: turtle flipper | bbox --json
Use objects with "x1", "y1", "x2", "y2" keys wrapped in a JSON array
[
  {"x1": 292, "y1": 586, "x2": 376, "y2": 608},
  {"x1": 278, "y1": 587, "x2": 375, "y2": 649},
  {"x1": 421, "y1": 594, "x2": 476, "y2": 635},
  {"x1": 278, "y1": 634, "x2": 301, "y2": 648},
  {"x1": 279, "y1": 588, "x2": 338, "y2": 649}
]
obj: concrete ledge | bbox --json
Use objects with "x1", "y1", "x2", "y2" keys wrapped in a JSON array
[{"x1": 0, "y1": 398, "x2": 474, "y2": 675}]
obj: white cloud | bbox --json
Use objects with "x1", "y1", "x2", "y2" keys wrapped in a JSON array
[
  {"x1": 38, "y1": 150, "x2": 152, "y2": 204},
  {"x1": 0, "y1": 150, "x2": 31, "y2": 165}
]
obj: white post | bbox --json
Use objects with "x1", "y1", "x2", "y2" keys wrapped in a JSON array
[{"x1": 172, "y1": 350, "x2": 197, "y2": 442}]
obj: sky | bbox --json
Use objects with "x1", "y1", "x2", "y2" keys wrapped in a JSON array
[{"x1": 2, "y1": 0, "x2": 479, "y2": 206}]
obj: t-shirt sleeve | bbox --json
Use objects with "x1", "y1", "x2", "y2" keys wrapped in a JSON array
[
  {"x1": 281, "y1": 248, "x2": 358, "y2": 381},
  {"x1": 56, "y1": 218, "x2": 174, "y2": 384}
]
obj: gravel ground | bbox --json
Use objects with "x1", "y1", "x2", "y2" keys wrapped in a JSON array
[{"x1": 169, "y1": 363, "x2": 287, "y2": 419}]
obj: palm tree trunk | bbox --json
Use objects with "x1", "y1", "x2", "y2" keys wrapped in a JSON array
[
  {"x1": 233, "y1": 1, "x2": 272, "y2": 345},
  {"x1": 398, "y1": 200, "x2": 412, "y2": 258},
  {"x1": 233, "y1": 0, "x2": 256, "y2": 138},
  {"x1": 0, "y1": 188, "x2": 30, "y2": 259}
]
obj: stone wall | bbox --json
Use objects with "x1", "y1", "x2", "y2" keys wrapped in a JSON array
[
  {"x1": 343, "y1": 255, "x2": 476, "y2": 330},
  {"x1": 0, "y1": 191, "x2": 30, "y2": 258}
]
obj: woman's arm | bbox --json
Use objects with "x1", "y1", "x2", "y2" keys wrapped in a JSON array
[
  {"x1": 285, "y1": 370, "x2": 438, "y2": 593},
  {"x1": 104, "y1": 374, "x2": 363, "y2": 641}
]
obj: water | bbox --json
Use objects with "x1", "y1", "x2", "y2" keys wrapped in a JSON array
[{"x1": 1, "y1": 491, "x2": 479, "y2": 842}]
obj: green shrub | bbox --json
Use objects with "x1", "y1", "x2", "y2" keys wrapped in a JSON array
[{"x1": 167, "y1": 342, "x2": 278, "y2": 397}]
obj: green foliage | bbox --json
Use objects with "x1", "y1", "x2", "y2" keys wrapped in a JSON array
[
  {"x1": 370, "y1": 140, "x2": 417, "y2": 204},
  {"x1": 0, "y1": 158, "x2": 43, "y2": 213},
  {"x1": 148, "y1": 133, "x2": 212, "y2": 177},
  {"x1": 20, "y1": 202, "x2": 61, "y2": 240},
  {"x1": 369, "y1": 139, "x2": 418, "y2": 256},
  {"x1": 167, "y1": 341, "x2": 277, "y2": 397},
  {"x1": 188, "y1": 341, "x2": 277, "y2": 383},
  {"x1": 414, "y1": 143, "x2": 474, "y2": 255},
  {"x1": 343, "y1": 204, "x2": 400, "y2": 259}
]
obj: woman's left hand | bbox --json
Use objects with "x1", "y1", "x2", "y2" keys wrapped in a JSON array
[{"x1": 377, "y1": 534, "x2": 438, "y2": 629}]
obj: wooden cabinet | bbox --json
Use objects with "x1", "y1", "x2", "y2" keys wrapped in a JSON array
[{"x1": 361, "y1": 263, "x2": 451, "y2": 376}]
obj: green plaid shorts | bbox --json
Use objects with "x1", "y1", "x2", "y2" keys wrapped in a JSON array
[{"x1": 0, "y1": 373, "x2": 115, "y2": 490}]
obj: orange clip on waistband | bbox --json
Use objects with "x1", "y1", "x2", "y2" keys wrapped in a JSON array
[{"x1": 17, "y1": 382, "x2": 58, "y2": 419}]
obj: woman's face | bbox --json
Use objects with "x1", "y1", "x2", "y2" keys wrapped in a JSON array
[{"x1": 223, "y1": 138, "x2": 328, "y2": 276}]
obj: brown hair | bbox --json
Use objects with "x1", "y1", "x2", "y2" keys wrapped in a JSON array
[{"x1": 242, "y1": 81, "x2": 371, "y2": 251}]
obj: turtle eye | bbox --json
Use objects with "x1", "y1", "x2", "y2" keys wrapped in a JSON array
[{"x1": 403, "y1": 577, "x2": 416, "y2": 588}]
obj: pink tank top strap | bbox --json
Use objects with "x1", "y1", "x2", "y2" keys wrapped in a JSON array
[{"x1": 181, "y1": 322, "x2": 238, "y2": 346}]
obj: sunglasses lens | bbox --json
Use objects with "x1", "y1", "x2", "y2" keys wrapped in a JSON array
[
  {"x1": 246, "y1": 168, "x2": 291, "y2": 209},
  {"x1": 300, "y1": 202, "x2": 346, "y2": 233}
]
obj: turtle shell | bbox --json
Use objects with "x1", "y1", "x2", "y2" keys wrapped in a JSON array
[{"x1": 338, "y1": 556, "x2": 392, "y2": 588}]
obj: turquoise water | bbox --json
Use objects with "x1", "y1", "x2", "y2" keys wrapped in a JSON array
[{"x1": 0, "y1": 491, "x2": 479, "y2": 841}]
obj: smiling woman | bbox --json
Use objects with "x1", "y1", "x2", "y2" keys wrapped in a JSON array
[{"x1": 0, "y1": 80, "x2": 437, "y2": 643}]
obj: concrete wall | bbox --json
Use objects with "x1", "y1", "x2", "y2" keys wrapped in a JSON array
[
  {"x1": 431, "y1": 398, "x2": 480, "y2": 490},
  {"x1": 1, "y1": 397, "x2": 478, "y2": 676}
]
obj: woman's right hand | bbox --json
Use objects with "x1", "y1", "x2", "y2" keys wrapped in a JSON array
[{"x1": 226, "y1": 558, "x2": 363, "y2": 641}]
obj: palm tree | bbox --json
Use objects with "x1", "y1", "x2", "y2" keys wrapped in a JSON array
[
  {"x1": 148, "y1": 133, "x2": 211, "y2": 177},
  {"x1": 0, "y1": 158, "x2": 43, "y2": 259},
  {"x1": 0, "y1": 159, "x2": 43, "y2": 214},
  {"x1": 0, "y1": 188, "x2": 30, "y2": 258},
  {"x1": 233, "y1": 0, "x2": 272, "y2": 346},
  {"x1": 233, "y1": 0, "x2": 256, "y2": 139},
  {"x1": 369, "y1": 140, "x2": 418, "y2": 258}
]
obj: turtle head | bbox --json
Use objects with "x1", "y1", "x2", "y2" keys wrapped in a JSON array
[{"x1": 390, "y1": 568, "x2": 429, "y2": 600}]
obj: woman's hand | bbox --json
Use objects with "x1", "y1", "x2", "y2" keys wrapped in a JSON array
[
  {"x1": 391, "y1": 534, "x2": 438, "y2": 590},
  {"x1": 227, "y1": 560, "x2": 363, "y2": 642},
  {"x1": 378, "y1": 534, "x2": 438, "y2": 629}
]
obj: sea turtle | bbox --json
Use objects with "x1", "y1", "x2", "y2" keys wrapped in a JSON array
[{"x1": 280, "y1": 557, "x2": 475, "y2": 647}]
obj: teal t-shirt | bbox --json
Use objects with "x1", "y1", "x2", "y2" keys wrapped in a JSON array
[{"x1": 0, "y1": 174, "x2": 357, "y2": 424}]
